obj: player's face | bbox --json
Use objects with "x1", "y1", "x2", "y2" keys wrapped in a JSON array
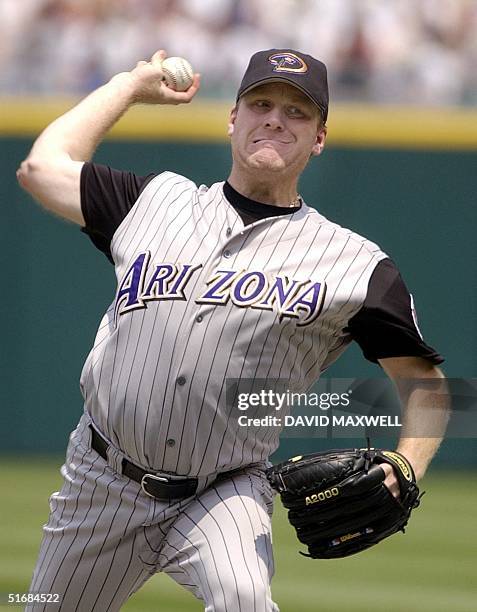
[{"x1": 228, "y1": 83, "x2": 326, "y2": 175}]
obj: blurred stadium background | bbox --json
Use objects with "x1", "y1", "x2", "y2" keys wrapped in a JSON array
[{"x1": 1, "y1": 1, "x2": 476, "y2": 610}]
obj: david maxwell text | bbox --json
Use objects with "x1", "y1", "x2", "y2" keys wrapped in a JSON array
[{"x1": 237, "y1": 415, "x2": 402, "y2": 427}]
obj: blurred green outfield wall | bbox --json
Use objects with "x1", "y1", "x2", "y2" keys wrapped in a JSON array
[{"x1": 1, "y1": 136, "x2": 476, "y2": 464}]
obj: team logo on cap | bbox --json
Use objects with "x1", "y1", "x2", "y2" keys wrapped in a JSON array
[{"x1": 268, "y1": 52, "x2": 308, "y2": 74}]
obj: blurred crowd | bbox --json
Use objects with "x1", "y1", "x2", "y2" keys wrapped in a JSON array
[{"x1": 1, "y1": 0, "x2": 476, "y2": 106}]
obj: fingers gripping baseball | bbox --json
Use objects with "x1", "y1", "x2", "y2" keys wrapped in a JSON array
[
  {"x1": 127, "y1": 50, "x2": 200, "y2": 106},
  {"x1": 151, "y1": 50, "x2": 167, "y2": 66}
]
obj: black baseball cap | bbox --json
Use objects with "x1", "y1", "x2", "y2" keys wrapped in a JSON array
[{"x1": 237, "y1": 49, "x2": 329, "y2": 123}]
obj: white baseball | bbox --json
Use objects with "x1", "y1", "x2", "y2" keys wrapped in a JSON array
[{"x1": 161, "y1": 57, "x2": 194, "y2": 92}]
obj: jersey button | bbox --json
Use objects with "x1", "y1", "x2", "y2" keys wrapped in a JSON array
[
  {"x1": 223, "y1": 249, "x2": 231, "y2": 258},
  {"x1": 226, "y1": 227, "x2": 232, "y2": 237},
  {"x1": 166, "y1": 438, "x2": 176, "y2": 447},
  {"x1": 176, "y1": 376, "x2": 186, "y2": 386},
  {"x1": 196, "y1": 314, "x2": 203, "y2": 323}
]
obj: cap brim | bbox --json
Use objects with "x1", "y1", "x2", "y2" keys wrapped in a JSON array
[{"x1": 238, "y1": 77, "x2": 323, "y2": 114}]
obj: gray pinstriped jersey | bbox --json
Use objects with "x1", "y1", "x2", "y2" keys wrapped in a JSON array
[{"x1": 79, "y1": 172, "x2": 387, "y2": 476}]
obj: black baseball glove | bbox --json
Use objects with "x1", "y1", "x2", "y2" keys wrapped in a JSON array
[{"x1": 266, "y1": 448, "x2": 422, "y2": 559}]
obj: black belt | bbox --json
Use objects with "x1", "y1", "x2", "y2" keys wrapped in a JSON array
[{"x1": 89, "y1": 425, "x2": 198, "y2": 500}]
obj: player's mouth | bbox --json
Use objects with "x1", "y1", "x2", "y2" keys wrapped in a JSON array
[{"x1": 252, "y1": 138, "x2": 292, "y2": 146}]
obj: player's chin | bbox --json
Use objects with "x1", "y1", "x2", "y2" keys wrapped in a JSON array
[{"x1": 246, "y1": 150, "x2": 286, "y2": 171}]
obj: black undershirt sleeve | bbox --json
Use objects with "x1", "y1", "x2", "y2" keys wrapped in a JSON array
[
  {"x1": 346, "y1": 258, "x2": 444, "y2": 365},
  {"x1": 80, "y1": 162, "x2": 156, "y2": 263}
]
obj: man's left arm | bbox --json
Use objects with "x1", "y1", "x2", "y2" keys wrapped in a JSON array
[{"x1": 378, "y1": 355, "x2": 450, "y2": 496}]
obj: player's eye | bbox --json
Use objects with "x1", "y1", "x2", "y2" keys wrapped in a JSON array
[
  {"x1": 287, "y1": 105, "x2": 306, "y2": 118},
  {"x1": 252, "y1": 100, "x2": 271, "y2": 109}
]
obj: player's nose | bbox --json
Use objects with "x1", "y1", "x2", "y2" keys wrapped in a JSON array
[{"x1": 263, "y1": 107, "x2": 285, "y2": 130}]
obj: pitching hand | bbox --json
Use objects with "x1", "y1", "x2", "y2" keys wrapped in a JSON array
[{"x1": 113, "y1": 50, "x2": 200, "y2": 106}]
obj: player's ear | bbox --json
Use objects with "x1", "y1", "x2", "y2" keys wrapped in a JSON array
[
  {"x1": 228, "y1": 106, "x2": 238, "y2": 137},
  {"x1": 311, "y1": 125, "x2": 327, "y2": 157}
]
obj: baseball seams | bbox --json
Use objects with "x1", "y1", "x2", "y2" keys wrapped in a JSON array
[{"x1": 161, "y1": 57, "x2": 193, "y2": 91}]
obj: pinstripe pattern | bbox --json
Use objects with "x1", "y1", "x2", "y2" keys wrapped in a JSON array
[
  {"x1": 28, "y1": 414, "x2": 277, "y2": 611},
  {"x1": 160, "y1": 467, "x2": 277, "y2": 612},
  {"x1": 31, "y1": 171, "x2": 391, "y2": 610},
  {"x1": 79, "y1": 173, "x2": 387, "y2": 476}
]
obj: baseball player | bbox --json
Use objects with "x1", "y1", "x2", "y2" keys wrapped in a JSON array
[{"x1": 17, "y1": 49, "x2": 446, "y2": 611}]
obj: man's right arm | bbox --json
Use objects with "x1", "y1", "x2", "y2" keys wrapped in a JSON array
[{"x1": 16, "y1": 50, "x2": 200, "y2": 225}]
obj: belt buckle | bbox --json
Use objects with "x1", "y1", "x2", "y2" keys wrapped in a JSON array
[{"x1": 141, "y1": 473, "x2": 170, "y2": 499}]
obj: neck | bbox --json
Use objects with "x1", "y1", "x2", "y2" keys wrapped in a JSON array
[{"x1": 227, "y1": 169, "x2": 300, "y2": 208}]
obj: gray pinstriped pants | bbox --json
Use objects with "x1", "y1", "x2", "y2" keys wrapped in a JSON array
[{"x1": 27, "y1": 414, "x2": 279, "y2": 611}]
